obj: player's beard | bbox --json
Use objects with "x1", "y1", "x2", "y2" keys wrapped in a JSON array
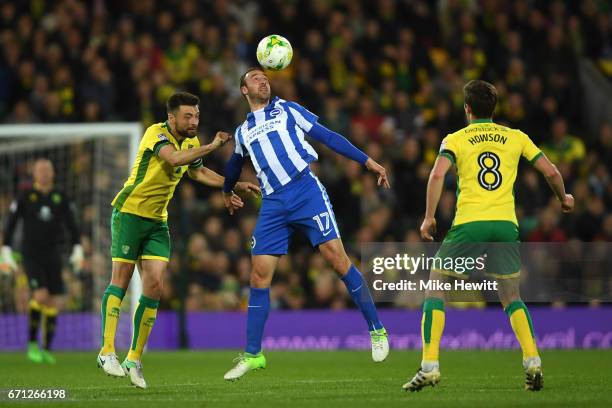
[
  {"x1": 176, "y1": 124, "x2": 198, "y2": 138},
  {"x1": 250, "y1": 84, "x2": 271, "y2": 104}
]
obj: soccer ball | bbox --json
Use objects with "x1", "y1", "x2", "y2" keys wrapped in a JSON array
[{"x1": 256, "y1": 34, "x2": 293, "y2": 70}]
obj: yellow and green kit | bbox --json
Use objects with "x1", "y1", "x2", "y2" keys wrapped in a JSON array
[
  {"x1": 435, "y1": 119, "x2": 542, "y2": 278},
  {"x1": 110, "y1": 121, "x2": 202, "y2": 263}
]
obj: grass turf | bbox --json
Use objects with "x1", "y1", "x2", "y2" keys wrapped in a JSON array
[{"x1": 0, "y1": 350, "x2": 610, "y2": 407}]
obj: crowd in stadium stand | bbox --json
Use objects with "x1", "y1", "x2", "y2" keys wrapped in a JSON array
[{"x1": 1, "y1": 0, "x2": 611, "y2": 312}]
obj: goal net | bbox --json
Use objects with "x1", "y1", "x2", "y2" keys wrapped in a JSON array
[{"x1": 0, "y1": 123, "x2": 142, "y2": 350}]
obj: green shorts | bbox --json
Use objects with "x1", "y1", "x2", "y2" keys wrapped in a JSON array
[
  {"x1": 110, "y1": 208, "x2": 171, "y2": 264},
  {"x1": 434, "y1": 220, "x2": 520, "y2": 279}
]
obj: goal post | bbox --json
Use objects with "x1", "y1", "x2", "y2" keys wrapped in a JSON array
[{"x1": 0, "y1": 122, "x2": 143, "y2": 348}]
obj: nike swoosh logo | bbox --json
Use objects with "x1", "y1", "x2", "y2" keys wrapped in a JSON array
[
  {"x1": 351, "y1": 284, "x2": 363, "y2": 293},
  {"x1": 248, "y1": 305, "x2": 262, "y2": 308},
  {"x1": 322, "y1": 230, "x2": 333, "y2": 237},
  {"x1": 99, "y1": 356, "x2": 106, "y2": 364}
]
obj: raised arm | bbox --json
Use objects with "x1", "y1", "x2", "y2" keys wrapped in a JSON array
[
  {"x1": 307, "y1": 122, "x2": 368, "y2": 164},
  {"x1": 188, "y1": 165, "x2": 225, "y2": 188},
  {"x1": 158, "y1": 131, "x2": 231, "y2": 167},
  {"x1": 308, "y1": 122, "x2": 390, "y2": 188}
]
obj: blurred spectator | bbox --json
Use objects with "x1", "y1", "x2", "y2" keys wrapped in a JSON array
[
  {"x1": 541, "y1": 117, "x2": 586, "y2": 166},
  {"x1": 0, "y1": 0, "x2": 610, "y2": 311}
]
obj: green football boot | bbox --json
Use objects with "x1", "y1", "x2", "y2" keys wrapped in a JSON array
[
  {"x1": 223, "y1": 352, "x2": 267, "y2": 381},
  {"x1": 27, "y1": 342, "x2": 43, "y2": 364}
]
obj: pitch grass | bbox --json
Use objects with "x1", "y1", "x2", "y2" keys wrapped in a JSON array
[{"x1": 0, "y1": 350, "x2": 610, "y2": 407}]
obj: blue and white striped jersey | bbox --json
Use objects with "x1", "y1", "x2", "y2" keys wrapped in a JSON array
[{"x1": 234, "y1": 96, "x2": 320, "y2": 196}]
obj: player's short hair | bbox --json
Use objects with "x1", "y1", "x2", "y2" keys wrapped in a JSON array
[
  {"x1": 166, "y1": 92, "x2": 199, "y2": 114},
  {"x1": 463, "y1": 80, "x2": 497, "y2": 118},
  {"x1": 239, "y1": 67, "x2": 266, "y2": 100},
  {"x1": 240, "y1": 67, "x2": 265, "y2": 89}
]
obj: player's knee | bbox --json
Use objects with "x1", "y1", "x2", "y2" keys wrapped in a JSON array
[
  {"x1": 496, "y1": 279, "x2": 521, "y2": 308},
  {"x1": 250, "y1": 268, "x2": 270, "y2": 288},
  {"x1": 332, "y1": 256, "x2": 351, "y2": 276},
  {"x1": 250, "y1": 260, "x2": 274, "y2": 288},
  {"x1": 320, "y1": 244, "x2": 351, "y2": 275},
  {"x1": 143, "y1": 276, "x2": 163, "y2": 298},
  {"x1": 498, "y1": 290, "x2": 521, "y2": 309},
  {"x1": 111, "y1": 262, "x2": 134, "y2": 288},
  {"x1": 499, "y1": 295, "x2": 521, "y2": 310}
]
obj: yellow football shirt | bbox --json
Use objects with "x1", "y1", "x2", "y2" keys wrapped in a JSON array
[
  {"x1": 112, "y1": 122, "x2": 202, "y2": 221},
  {"x1": 439, "y1": 119, "x2": 542, "y2": 226}
]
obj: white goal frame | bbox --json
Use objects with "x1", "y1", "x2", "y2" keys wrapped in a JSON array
[{"x1": 0, "y1": 122, "x2": 143, "y2": 315}]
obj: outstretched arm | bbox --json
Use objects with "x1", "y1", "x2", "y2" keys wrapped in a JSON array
[
  {"x1": 420, "y1": 156, "x2": 453, "y2": 241},
  {"x1": 308, "y1": 122, "x2": 390, "y2": 187},
  {"x1": 307, "y1": 122, "x2": 368, "y2": 164},
  {"x1": 187, "y1": 166, "x2": 225, "y2": 187},
  {"x1": 188, "y1": 162, "x2": 259, "y2": 215}
]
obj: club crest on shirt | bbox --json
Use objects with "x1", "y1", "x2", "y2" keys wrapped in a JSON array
[
  {"x1": 157, "y1": 134, "x2": 169, "y2": 141},
  {"x1": 270, "y1": 107, "x2": 283, "y2": 117},
  {"x1": 38, "y1": 206, "x2": 53, "y2": 222}
]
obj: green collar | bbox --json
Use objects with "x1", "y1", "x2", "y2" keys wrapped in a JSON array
[
  {"x1": 163, "y1": 121, "x2": 182, "y2": 145},
  {"x1": 470, "y1": 118, "x2": 493, "y2": 124}
]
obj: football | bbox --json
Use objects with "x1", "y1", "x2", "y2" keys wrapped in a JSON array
[{"x1": 256, "y1": 34, "x2": 293, "y2": 70}]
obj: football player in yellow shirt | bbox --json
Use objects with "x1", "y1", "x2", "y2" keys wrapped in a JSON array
[
  {"x1": 404, "y1": 80, "x2": 574, "y2": 392},
  {"x1": 97, "y1": 92, "x2": 259, "y2": 388}
]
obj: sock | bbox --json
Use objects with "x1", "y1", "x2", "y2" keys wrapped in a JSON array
[
  {"x1": 127, "y1": 295, "x2": 159, "y2": 362},
  {"x1": 28, "y1": 300, "x2": 42, "y2": 344},
  {"x1": 421, "y1": 297, "x2": 445, "y2": 364},
  {"x1": 245, "y1": 287, "x2": 270, "y2": 355},
  {"x1": 505, "y1": 300, "x2": 539, "y2": 359},
  {"x1": 100, "y1": 284, "x2": 126, "y2": 354},
  {"x1": 41, "y1": 306, "x2": 58, "y2": 350},
  {"x1": 341, "y1": 265, "x2": 383, "y2": 331}
]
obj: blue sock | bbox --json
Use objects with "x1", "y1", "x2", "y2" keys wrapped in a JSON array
[
  {"x1": 341, "y1": 265, "x2": 384, "y2": 331},
  {"x1": 246, "y1": 287, "x2": 270, "y2": 355}
]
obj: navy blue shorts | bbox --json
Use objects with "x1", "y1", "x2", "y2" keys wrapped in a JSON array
[{"x1": 251, "y1": 170, "x2": 340, "y2": 255}]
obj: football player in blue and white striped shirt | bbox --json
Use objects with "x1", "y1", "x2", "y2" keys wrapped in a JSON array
[{"x1": 222, "y1": 67, "x2": 390, "y2": 380}]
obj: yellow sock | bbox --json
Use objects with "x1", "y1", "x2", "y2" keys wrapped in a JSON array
[
  {"x1": 421, "y1": 297, "x2": 445, "y2": 363},
  {"x1": 100, "y1": 285, "x2": 125, "y2": 354},
  {"x1": 28, "y1": 300, "x2": 42, "y2": 343},
  {"x1": 505, "y1": 300, "x2": 539, "y2": 359},
  {"x1": 41, "y1": 306, "x2": 58, "y2": 350},
  {"x1": 126, "y1": 295, "x2": 159, "y2": 362}
]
